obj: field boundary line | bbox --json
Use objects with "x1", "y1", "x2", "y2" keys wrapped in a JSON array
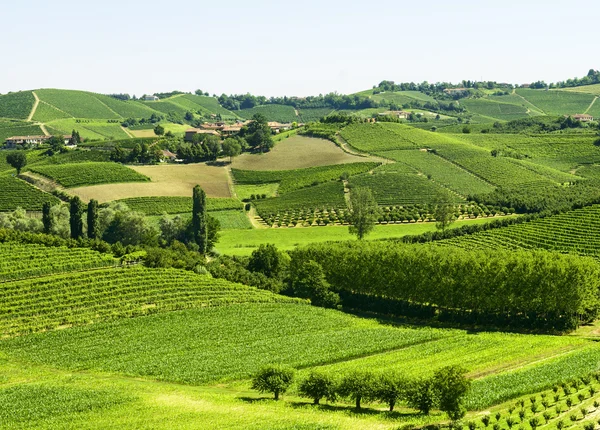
[
  {"x1": 27, "y1": 91, "x2": 40, "y2": 122},
  {"x1": 584, "y1": 96, "x2": 598, "y2": 114},
  {"x1": 39, "y1": 123, "x2": 50, "y2": 136},
  {"x1": 91, "y1": 95, "x2": 123, "y2": 119},
  {"x1": 37, "y1": 100, "x2": 75, "y2": 119},
  {"x1": 514, "y1": 91, "x2": 546, "y2": 115},
  {"x1": 121, "y1": 126, "x2": 134, "y2": 138}
]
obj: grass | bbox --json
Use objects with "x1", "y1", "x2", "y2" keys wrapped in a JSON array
[
  {"x1": 0, "y1": 91, "x2": 35, "y2": 120},
  {"x1": 234, "y1": 183, "x2": 280, "y2": 199},
  {"x1": 231, "y1": 136, "x2": 376, "y2": 171},
  {"x1": 69, "y1": 163, "x2": 232, "y2": 203},
  {"x1": 30, "y1": 162, "x2": 150, "y2": 188},
  {"x1": 0, "y1": 176, "x2": 60, "y2": 211},
  {"x1": 217, "y1": 217, "x2": 497, "y2": 255}
]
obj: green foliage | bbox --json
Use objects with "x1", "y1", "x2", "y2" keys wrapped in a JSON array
[
  {"x1": 347, "y1": 187, "x2": 380, "y2": 240},
  {"x1": 6, "y1": 151, "x2": 27, "y2": 174},
  {"x1": 251, "y1": 364, "x2": 295, "y2": 400},
  {"x1": 338, "y1": 371, "x2": 376, "y2": 409},
  {"x1": 298, "y1": 371, "x2": 338, "y2": 405},
  {"x1": 405, "y1": 377, "x2": 436, "y2": 414},
  {"x1": 459, "y1": 98, "x2": 531, "y2": 121},
  {"x1": 516, "y1": 89, "x2": 595, "y2": 115},
  {"x1": 289, "y1": 259, "x2": 340, "y2": 308},
  {"x1": 192, "y1": 185, "x2": 208, "y2": 253},
  {"x1": 433, "y1": 365, "x2": 471, "y2": 421},
  {"x1": 248, "y1": 244, "x2": 282, "y2": 278},
  {"x1": 114, "y1": 197, "x2": 243, "y2": 215},
  {"x1": 236, "y1": 104, "x2": 298, "y2": 123},
  {"x1": 232, "y1": 162, "x2": 378, "y2": 194},
  {"x1": 30, "y1": 162, "x2": 150, "y2": 188},
  {"x1": 340, "y1": 122, "x2": 419, "y2": 152},
  {"x1": 0, "y1": 176, "x2": 59, "y2": 211},
  {"x1": 69, "y1": 196, "x2": 84, "y2": 239},
  {"x1": 36, "y1": 89, "x2": 121, "y2": 119},
  {"x1": 0, "y1": 91, "x2": 35, "y2": 119},
  {"x1": 375, "y1": 372, "x2": 406, "y2": 412}
]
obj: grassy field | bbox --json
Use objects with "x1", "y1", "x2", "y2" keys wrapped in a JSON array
[
  {"x1": 231, "y1": 136, "x2": 377, "y2": 171},
  {"x1": 69, "y1": 163, "x2": 232, "y2": 202},
  {"x1": 234, "y1": 183, "x2": 279, "y2": 199},
  {"x1": 30, "y1": 162, "x2": 150, "y2": 188},
  {"x1": 217, "y1": 217, "x2": 498, "y2": 255}
]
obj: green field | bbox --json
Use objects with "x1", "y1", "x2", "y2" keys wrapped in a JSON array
[
  {"x1": 234, "y1": 104, "x2": 299, "y2": 123},
  {"x1": 30, "y1": 162, "x2": 150, "y2": 188},
  {"x1": 516, "y1": 89, "x2": 595, "y2": 115},
  {"x1": 0, "y1": 176, "x2": 60, "y2": 211},
  {"x1": 35, "y1": 89, "x2": 121, "y2": 119},
  {"x1": 113, "y1": 196, "x2": 243, "y2": 215},
  {"x1": 460, "y1": 98, "x2": 531, "y2": 122},
  {"x1": 0, "y1": 121, "x2": 44, "y2": 142},
  {"x1": 0, "y1": 91, "x2": 35, "y2": 120}
]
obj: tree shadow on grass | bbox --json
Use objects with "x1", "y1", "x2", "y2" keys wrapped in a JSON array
[
  {"x1": 238, "y1": 396, "x2": 277, "y2": 403},
  {"x1": 207, "y1": 160, "x2": 229, "y2": 167},
  {"x1": 287, "y1": 401, "x2": 423, "y2": 420}
]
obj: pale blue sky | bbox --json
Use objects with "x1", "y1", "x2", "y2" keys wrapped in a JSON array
[{"x1": 1, "y1": 0, "x2": 597, "y2": 97}]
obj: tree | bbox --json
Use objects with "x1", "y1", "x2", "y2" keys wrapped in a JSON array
[
  {"x1": 248, "y1": 244, "x2": 281, "y2": 278},
  {"x1": 192, "y1": 185, "x2": 208, "y2": 253},
  {"x1": 154, "y1": 124, "x2": 165, "y2": 136},
  {"x1": 433, "y1": 366, "x2": 471, "y2": 421},
  {"x1": 405, "y1": 377, "x2": 436, "y2": 414},
  {"x1": 298, "y1": 371, "x2": 338, "y2": 405},
  {"x1": 376, "y1": 372, "x2": 406, "y2": 412},
  {"x1": 109, "y1": 145, "x2": 127, "y2": 163},
  {"x1": 70, "y1": 129, "x2": 81, "y2": 145},
  {"x1": 206, "y1": 214, "x2": 220, "y2": 250},
  {"x1": 87, "y1": 199, "x2": 99, "y2": 239},
  {"x1": 432, "y1": 193, "x2": 456, "y2": 233},
  {"x1": 69, "y1": 196, "x2": 84, "y2": 239},
  {"x1": 289, "y1": 259, "x2": 339, "y2": 308},
  {"x1": 102, "y1": 210, "x2": 158, "y2": 246},
  {"x1": 6, "y1": 151, "x2": 27, "y2": 175},
  {"x1": 251, "y1": 364, "x2": 295, "y2": 400},
  {"x1": 222, "y1": 138, "x2": 242, "y2": 163},
  {"x1": 203, "y1": 135, "x2": 222, "y2": 161},
  {"x1": 242, "y1": 113, "x2": 273, "y2": 152},
  {"x1": 47, "y1": 135, "x2": 65, "y2": 155},
  {"x1": 347, "y1": 187, "x2": 380, "y2": 240},
  {"x1": 338, "y1": 371, "x2": 376, "y2": 409},
  {"x1": 42, "y1": 202, "x2": 53, "y2": 234}
]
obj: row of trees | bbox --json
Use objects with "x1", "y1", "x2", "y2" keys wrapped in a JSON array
[{"x1": 251, "y1": 365, "x2": 471, "y2": 420}]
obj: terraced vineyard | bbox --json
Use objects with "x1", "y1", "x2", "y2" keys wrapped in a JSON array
[
  {"x1": 232, "y1": 162, "x2": 379, "y2": 194},
  {"x1": 0, "y1": 176, "x2": 59, "y2": 211},
  {"x1": 0, "y1": 266, "x2": 300, "y2": 336},
  {"x1": 114, "y1": 196, "x2": 243, "y2": 215},
  {"x1": 349, "y1": 172, "x2": 461, "y2": 205},
  {"x1": 30, "y1": 162, "x2": 150, "y2": 187},
  {"x1": 0, "y1": 242, "x2": 115, "y2": 282},
  {"x1": 440, "y1": 205, "x2": 600, "y2": 258}
]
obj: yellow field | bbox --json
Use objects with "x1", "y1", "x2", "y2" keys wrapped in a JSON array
[
  {"x1": 69, "y1": 163, "x2": 231, "y2": 203},
  {"x1": 231, "y1": 135, "x2": 377, "y2": 171}
]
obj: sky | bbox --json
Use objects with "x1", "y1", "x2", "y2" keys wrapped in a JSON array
[{"x1": 1, "y1": 0, "x2": 598, "y2": 97}]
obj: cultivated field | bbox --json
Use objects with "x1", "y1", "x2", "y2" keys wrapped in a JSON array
[
  {"x1": 231, "y1": 135, "x2": 377, "y2": 170},
  {"x1": 69, "y1": 163, "x2": 232, "y2": 202}
]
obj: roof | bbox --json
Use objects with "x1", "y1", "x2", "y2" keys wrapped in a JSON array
[
  {"x1": 162, "y1": 150, "x2": 177, "y2": 158},
  {"x1": 573, "y1": 114, "x2": 593, "y2": 118},
  {"x1": 185, "y1": 128, "x2": 220, "y2": 136}
]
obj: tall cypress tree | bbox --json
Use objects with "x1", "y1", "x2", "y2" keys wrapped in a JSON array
[
  {"x1": 42, "y1": 202, "x2": 52, "y2": 234},
  {"x1": 69, "y1": 196, "x2": 84, "y2": 239},
  {"x1": 192, "y1": 185, "x2": 208, "y2": 253},
  {"x1": 87, "y1": 199, "x2": 99, "y2": 239}
]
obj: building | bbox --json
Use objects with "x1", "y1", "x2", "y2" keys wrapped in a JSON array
[
  {"x1": 144, "y1": 95, "x2": 159, "y2": 101},
  {"x1": 5, "y1": 135, "x2": 72, "y2": 148},
  {"x1": 161, "y1": 149, "x2": 177, "y2": 162},
  {"x1": 379, "y1": 110, "x2": 411, "y2": 120},
  {"x1": 572, "y1": 114, "x2": 594, "y2": 122},
  {"x1": 221, "y1": 125, "x2": 242, "y2": 136},
  {"x1": 184, "y1": 128, "x2": 221, "y2": 142},
  {"x1": 267, "y1": 122, "x2": 292, "y2": 133}
]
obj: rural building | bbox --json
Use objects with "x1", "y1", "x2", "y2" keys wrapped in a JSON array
[
  {"x1": 379, "y1": 110, "x2": 411, "y2": 119},
  {"x1": 221, "y1": 125, "x2": 242, "y2": 136},
  {"x1": 144, "y1": 95, "x2": 159, "y2": 101},
  {"x1": 572, "y1": 114, "x2": 594, "y2": 122},
  {"x1": 4, "y1": 135, "x2": 72, "y2": 148},
  {"x1": 267, "y1": 122, "x2": 292, "y2": 133},
  {"x1": 184, "y1": 128, "x2": 221, "y2": 142},
  {"x1": 161, "y1": 149, "x2": 177, "y2": 162}
]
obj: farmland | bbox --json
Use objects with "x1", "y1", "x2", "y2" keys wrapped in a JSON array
[
  {"x1": 516, "y1": 89, "x2": 594, "y2": 115},
  {"x1": 0, "y1": 176, "x2": 59, "y2": 211},
  {"x1": 0, "y1": 91, "x2": 35, "y2": 119},
  {"x1": 30, "y1": 162, "x2": 150, "y2": 188},
  {"x1": 114, "y1": 196, "x2": 242, "y2": 215},
  {"x1": 459, "y1": 98, "x2": 531, "y2": 121},
  {"x1": 0, "y1": 121, "x2": 44, "y2": 142},
  {"x1": 35, "y1": 89, "x2": 121, "y2": 119},
  {"x1": 234, "y1": 104, "x2": 299, "y2": 123}
]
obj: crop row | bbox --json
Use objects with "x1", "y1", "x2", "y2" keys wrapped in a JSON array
[
  {"x1": 253, "y1": 181, "x2": 346, "y2": 216},
  {"x1": 340, "y1": 122, "x2": 419, "y2": 152},
  {"x1": 0, "y1": 176, "x2": 59, "y2": 211},
  {"x1": 112, "y1": 196, "x2": 243, "y2": 215},
  {"x1": 232, "y1": 162, "x2": 379, "y2": 194},
  {"x1": 30, "y1": 162, "x2": 150, "y2": 188}
]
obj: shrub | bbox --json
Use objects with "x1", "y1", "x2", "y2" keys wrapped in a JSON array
[
  {"x1": 375, "y1": 372, "x2": 406, "y2": 412},
  {"x1": 250, "y1": 364, "x2": 295, "y2": 400},
  {"x1": 406, "y1": 377, "x2": 436, "y2": 415},
  {"x1": 583, "y1": 422, "x2": 595, "y2": 430}
]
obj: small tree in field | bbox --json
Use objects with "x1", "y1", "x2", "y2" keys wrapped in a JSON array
[
  {"x1": 375, "y1": 372, "x2": 406, "y2": 412},
  {"x1": 6, "y1": 151, "x2": 27, "y2": 175},
  {"x1": 347, "y1": 187, "x2": 380, "y2": 240},
  {"x1": 298, "y1": 371, "x2": 337, "y2": 405},
  {"x1": 433, "y1": 365, "x2": 471, "y2": 421},
  {"x1": 251, "y1": 364, "x2": 295, "y2": 400},
  {"x1": 154, "y1": 124, "x2": 165, "y2": 136},
  {"x1": 405, "y1": 377, "x2": 436, "y2": 415},
  {"x1": 338, "y1": 371, "x2": 376, "y2": 409},
  {"x1": 432, "y1": 193, "x2": 456, "y2": 233},
  {"x1": 221, "y1": 137, "x2": 242, "y2": 163}
]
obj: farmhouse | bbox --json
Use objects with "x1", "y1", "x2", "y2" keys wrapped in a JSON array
[
  {"x1": 222, "y1": 125, "x2": 242, "y2": 136},
  {"x1": 267, "y1": 122, "x2": 292, "y2": 133},
  {"x1": 161, "y1": 149, "x2": 177, "y2": 162},
  {"x1": 4, "y1": 135, "x2": 72, "y2": 148},
  {"x1": 379, "y1": 110, "x2": 411, "y2": 119},
  {"x1": 144, "y1": 95, "x2": 159, "y2": 101},
  {"x1": 572, "y1": 114, "x2": 594, "y2": 122},
  {"x1": 184, "y1": 128, "x2": 220, "y2": 142}
]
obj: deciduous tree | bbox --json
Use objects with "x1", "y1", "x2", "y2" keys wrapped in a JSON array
[
  {"x1": 298, "y1": 371, "x2": 338, "y2": 405},
  {"x1": 251, "y1": 364, "x2": 295, "y2": 400},
  {"x1": 347, "y1": 187, "x2": 380, "y2": 240},
  {"x1": 6, "y1": 151, "x2": 27, "y2": 174}
]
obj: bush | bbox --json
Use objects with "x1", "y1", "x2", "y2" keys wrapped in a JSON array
[
  {"x1": 298, "y1": 371, "x2": 337, "y2": 405},
  {"x1": 405, "y1": 377, "x2": 436, "y2": 415},
  {"x1": 434, "y1": 366, "x2": 471, "y2": 421},
  {"x1": 375, "y1": 372, "x2": 406, "y2": 412},
  {"x1": 250, "y1": 364, "x2": 295, "y2": 400}
]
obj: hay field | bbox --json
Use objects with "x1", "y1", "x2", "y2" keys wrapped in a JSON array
[
  {"x1": 69, "y1": 163, "x2": 231, "y2": 202},
  {"x1": 231, "y1": 135, "x2": 377, "y2": 171}
]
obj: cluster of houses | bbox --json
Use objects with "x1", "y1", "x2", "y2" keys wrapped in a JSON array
[
  {"x1": 4, "y1": 135, "x2": 73, "y2": 148},
  {"x1": 184, "y1": 120, "x2": 295, "y2": 142}
]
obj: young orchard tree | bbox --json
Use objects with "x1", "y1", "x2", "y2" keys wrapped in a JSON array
[
  {"x1": 405, "y1": 377, "x2": 436, "y2": 415},
  {"x1": 347, "y1": 187, "x2": 381, "y2": 240},
  {"x1": 192, "y1": 185, "x2": 208, "y2": 253},
  {"x1": 69, "y1": 196, "x2": 85, "y2": 239},
  {"x1": 433, "y1": 365, "x2": 471, "y2": 421},
  {"x1": 338, "y1": 371, "x2": 376, "y2": 409},
  {"x1": 251, "y1": 364, "x2": 295, "y2": 400},
  {"x1": 6, "y1": 151, "x2": 27, "y2": 175},
  {"x1": 298, "y1": 371, "x2": 338, "y2": 405},
  {"x1": 376, "y1": 372, "x2": 406, "y2": 412}
]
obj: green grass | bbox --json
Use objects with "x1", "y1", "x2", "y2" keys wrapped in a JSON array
[
  {"x1": 30, "y1": 162, "x2": 149, "y2": 188},
  {"x1": 217, "y1": 217, "x2": 498, "y2": 255},
  {"x1": 0, "y1": 91, "x2": 35, "y2": 120},
  {"x1": 35, "y1": 89, "x2": 121, "y2": 119},
  {"x1": 232, "y1": 162, "x2": 379, "y2": 194},
  {"x1": 460, "y1": 98, "x2": 531, "y2": 121},
  {"x1": 349, "y1": 172, "x2": 461, "y2": 205},
  {"x1": 0, "y1": 176, "x2": 60, "y2": 211},
  {"x1": 234, "y1": 183, "x2": 280, "y2": 199},
  {"x1": 0, "y1": 266, "x2": 300, "y2": 336},
  {"x1": 113, "y1": 197, "x2": 243, "y2": 215},
  {"x1": 234, "y1": 104, "x2": 299, "y2": 123},
  {"x1": 516, "y1": 89, "x2": 594, "y2": 115}
]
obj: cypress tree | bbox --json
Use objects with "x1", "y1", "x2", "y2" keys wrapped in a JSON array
[
  {"x1": 87, "y1": 199, "x2": 99, "y2": 239},
  {"x1": 42, "y1": 202, "x2": 52, "y2": 234},
  {"x1": 192, "y1": 185, "x2": 208, "y2": 253},
  {"x1": 69, "y1": 196, "x2": 84, "y2": 239}
]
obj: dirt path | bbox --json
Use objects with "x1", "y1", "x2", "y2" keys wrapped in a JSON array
[
  {"x1": 584, "y1": 96, "x2": 598, "y2": 114},
  {"x1": 514, "y1": 91, "x2": 546, "y2": 115},
  {"x1": 335, "y1": 133, "x2": 392, "y2": 164},
  {"x1": 121, "y1": 126, "x2": 134, "y2": 138},
  {"x1": 27, "y1": 91, "x2": 40, "y2": 122},
  {"x1": 247, "y1": 206, "x2": 267, "y2": 229},
  {"x1": 39, "y1": 123, "x2": 50, "y2": 136}
]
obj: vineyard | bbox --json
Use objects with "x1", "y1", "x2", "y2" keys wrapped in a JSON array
[
  {"x1": 0, "y1": 120, "x2": 44, "y2": 143},
  {"x1": 0, "y1": 266, "x2": 301, "y2": 336},
  {"x1": 234, "y1": 104, "x2": 299, "y2": 123},
  {"x1": 460, "y1": 98, "x2": 531, "y2": 121},
  {"x1": 35, "y1": 89, "x2": 121, "y2": 119},
  {"x1": 516, "y1": 89, "x2": 594, "y2": 115},
  {"x1": 0, "y1": 91, "x2": 35, "y2": 120},
  {"x1": 30, "y1": 162, "x2": 150, "y2": 188},
  {"x1": 0, "y1": 242, "x2": 115, "y2": 282},
  {"x1": 31, "y1": 100, "x2": 71, "y2": 122},
  {"x1": 0, "y1": 176, "x2": 59, "y2": 211},
  {"x1": 114, "y1": 196, "x2": 243, "y2": 215},
  {"x1": 298, "y1": 107, "x2": 334, "y2": 122},
  {"x1": 440, "y1": 204, "x2": 600, "y2": 258},
  {"x1": 340, "y1": 122, "x2": 419, "y2": 152},
  {"x1": 232, "y1": 162, "x2": 379, "y2": 194}
]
